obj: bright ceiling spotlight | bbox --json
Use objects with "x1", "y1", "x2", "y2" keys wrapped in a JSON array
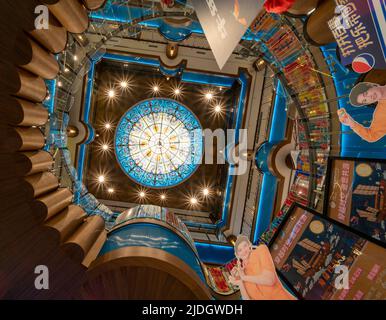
[
  {"x1": 160, "y1": 194, "x2": 166, "y2": 200},
  {"x1": 73, "y1": 55, "x2": 78, "y2": 61},
  {"x1": 153, "y1": 85, "x2": 159, "y2": 93},
  {"x1": 98, "y1": 175, "x2": 105, "y2": 183},
  {"x1": 64, "y1": 67, "x2": 69, "y2": 73},
  {"x1": 57, "y1": 81, "x2": 63, "y2": 87},
  {"x1": 205, "y1": 92, "x2": 213, "y2": 100},
  {"x1": 214, "y1": 105, "x2": 222, "y2": 113},
  {"x1": 120, "y1": 80, "x2": 128, "y2": 88},
  {"x1": 107, "y1": 89, "x2": 115, "y2": 98},
  {"x1": 202, "y1": 188, "x2": 210, "y2": 196},
  {"x1": 139, "y1": 191, "x2": 146, "y2": 198},
  {"x1": 107, "y1": 188, "x2": 114, "y2": 194},
  {"x1": 102, "y1": 144, "x2": 109, "y2": 151},
  {"x1": 190, "y1": 197, "x2": 198, "y2": 205},
  {"x1": 171, "y1": 85, "x2": 183, "y2": 98},
  {"x1": 104, "y1": 123, "x2": 111, "y2": 129}
]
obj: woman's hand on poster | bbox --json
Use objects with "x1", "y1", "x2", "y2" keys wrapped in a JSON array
[
  {"x1": 229, "y1": 275, "x2": 242, "y2": 287},
  {"x1": 337, "y1": 108, "x2": 354, "y2": 127},
  {"x1": 238, "y1": 267, "x2": 246, "y2": 280},
  {"x1": 230, "y1": 266, "x2": 239, "y2": 278}
]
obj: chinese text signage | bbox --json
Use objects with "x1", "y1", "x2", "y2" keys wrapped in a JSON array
[{"x1": 328, "y1": 0, "x2": 386, "y2": 70}]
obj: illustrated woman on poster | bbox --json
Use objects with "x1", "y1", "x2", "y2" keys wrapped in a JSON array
[
  {"x1": 338, "y1": 82, "x2": 386, "y2": 143},
  {"x1": 228, "y1": 235, "x2": 296, "y2": 300}
]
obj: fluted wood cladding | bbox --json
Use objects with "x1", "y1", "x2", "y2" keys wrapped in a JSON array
[
  {"x1": 17, "y1": 68, "x2": 48, "y2": 102},
  {"x1": 0, "y1": 126, "x2": 45, "y2": 152},
  {"x1": 82, "y1": 230, "x2": 107, "y2": 267},
  {"x1": 0, "y1": 62, "x2": 23, "y2": 94},
  {"x1": 82, "y1": 0, "x2": 106, "y2": 11},
  {"x1": 0, "y1": 97, "x2": 48, "y2": 126},
  {"x1": 41, "y1": 0, "x2": 89, "y2": 34},
  {"x1": 32, "y1": 187, "x2": 74, "y2": 222},
  {"x1": 24, "y1": 171, "x2": 59, "y2": 198},
  {"x1": 20, "y1": 37, "x2": 60, "y2": 79},
  {"x1": 29, "y1": 15, "x2": 68, "y2": 54},
  {"x1": 44, "y1": 204, "x2": 87, "y2": 243},
  {"x1": 0, "y1": 151, "x2": 53, "y2": 178},
  {"x1": 62, "y1": 215, "x2": 105, "y2": 263},
  {"x1": 304, "y1": 0, "x2": 336, "y2": 46},
  {"x1": 0, "y1": 0, "x2": 108, "y2": 298}
]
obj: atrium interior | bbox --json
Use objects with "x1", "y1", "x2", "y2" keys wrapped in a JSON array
[{"x1": 0, "y1": 0, "x2": 385, "y2": 300}]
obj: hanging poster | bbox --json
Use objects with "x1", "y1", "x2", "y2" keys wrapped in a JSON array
[
  {"x1": 337, "y1": 82, "x2": 386, "y2": 143},
  {"x1": 269, "y1": 204, "x2": 386, "y2": 300},
  {"x1": 325, "y1": 157, "x2": 386, "y2": 244},
  {"x1": 190, "y1": 0, "x2": 264, "y2": 69},
  {"x1": 327, "y1": 0, "x2": 386, "y2": 72}
]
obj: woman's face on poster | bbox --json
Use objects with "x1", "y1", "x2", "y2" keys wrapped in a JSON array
[
  {"x1": 237, "y1": 241, "x2": 251, "y2": 261},
  {"x1": 357, "y1": 87, "x2": 382, "y2": 105}
]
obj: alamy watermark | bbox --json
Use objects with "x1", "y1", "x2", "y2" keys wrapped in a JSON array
[
  {"x1": 34, "y1": 5, "x2": 49, "y2": 30},
  {"x1": 34, "y1": 265, "x2": 49, "y2": 290},
  {"x1": 334, "y1": 265, "x2": 349, "y2": 290},
  {"x1": 182, "y1": 128, "x2": 249, "y2": 176}
]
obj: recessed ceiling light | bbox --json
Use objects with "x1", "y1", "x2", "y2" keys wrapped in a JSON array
[
  {"x1": 98, "y1": 175, "x2": 105, "y2": 183},
  {"x1": 108, "y1": 90, "x2": 115, "y2": 98},
  {"x1": 104, "y1": 123, "x2": 111, "y2": 129},
  {"x1": 73, "y1": 55, "x2": 78, "y2": 61},
  {"x1": 64, "y1": 67, "x2": 69, "y2": 73},
  {"x1": 174, "y1": 88, "x2": 181, "y2": 95},
  {"x1": 190, "y1": 197, "x2": 198, "y2": 205},
  {"x1": 214, "y1": 105, "x2": 222, "y2": 113},
  {"x1": 205, "y1": 92, "x2": 213, "y2": 100},
  {"x1": 102, "y1": 144, "x2": 109, "y2": 151},
  {"x1": 120, "y1": 81, "x2": 128, "y2": 88},
  {"x1": 107, "y1": 188, "x2": 114, "y2": 193},
  {"x1": 203, "y1": 188, "x2": 210, "y2": 196},
  {"x1": 160, "y1": 194, "x2": 166, "y2": 200},
  {"x1": 153, "y1": 85, "x2": 159, "y2": 93},
  {"x1": 57, "y1": 81, "x2": 62, "y2": 87},
  {"x1": 139, "y1": 191, "x2": 146, "y2": 198}
]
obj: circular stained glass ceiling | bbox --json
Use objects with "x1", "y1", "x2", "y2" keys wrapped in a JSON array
[{"x1": 115, "y1": 98, "x2": 203, "y2": 188}]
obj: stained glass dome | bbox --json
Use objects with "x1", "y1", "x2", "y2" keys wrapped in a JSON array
[{"x1": 115, "y1": 98, "x2": 203, "y2": 188}]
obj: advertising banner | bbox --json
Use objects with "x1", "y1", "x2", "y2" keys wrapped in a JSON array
[
  {"x1": 325, "y1": 157, "x2": 386, "y2": 244},
  {"x1": 270, "y1": 204, "x2": 386, "y2": 300},
  {"x1": 328, "y1": 0, "x2": 386, "y2": 72},
  {"x1": 191, "y1": 0, "x2": 264, "y2": 69}
]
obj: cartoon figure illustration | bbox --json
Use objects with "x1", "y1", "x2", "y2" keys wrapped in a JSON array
[
  {"x1": 228, "y1": 235, "x2": 297, "y2": 300},
  {"x1": 338, "y1": 83, "x2": 386, "y2": 143}
]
